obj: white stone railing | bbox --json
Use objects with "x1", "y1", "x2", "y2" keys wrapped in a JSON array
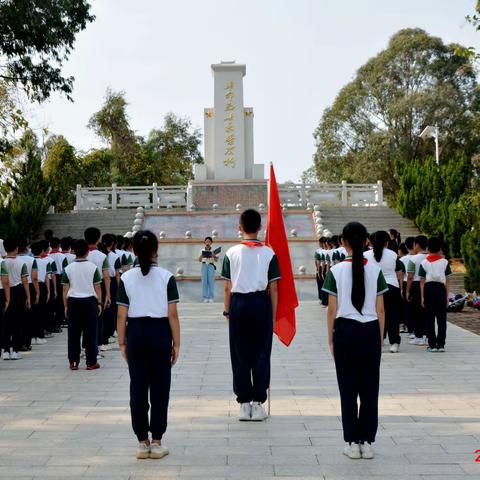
[
  {"x1": 75, "y1": 184, "x2": 188, "y2": 210},
  {"x1": 279, "y1": 181, "x2": 384, "y2": 208},
  {"x1": 74, "y1": 181, "x2": 384, "y2": 210}
]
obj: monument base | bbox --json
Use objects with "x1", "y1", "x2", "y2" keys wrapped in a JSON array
[{"x1": 188, "y1": 180, "x2": 267, "y2": 210}]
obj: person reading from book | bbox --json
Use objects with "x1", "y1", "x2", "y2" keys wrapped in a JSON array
[{"x1": 198, "y1": 237, "x2": 221, "y2": 303}]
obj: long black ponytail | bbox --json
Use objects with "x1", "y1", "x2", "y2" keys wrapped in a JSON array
[
  {"x1": 372, "y1": 230, "x2": 390, "y2": 262},
  {"x1": 132, "y1": 230, "x2": 158, "y2": 276},
  {"x1": 343, "y1": 222, "x2": 368, "y2": 314}
]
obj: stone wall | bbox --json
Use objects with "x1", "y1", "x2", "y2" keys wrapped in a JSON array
[{"x1": 190, "y1": 180, "x2": 267, "y2": 209}]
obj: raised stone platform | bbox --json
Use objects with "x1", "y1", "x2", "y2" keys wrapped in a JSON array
[{"x1": 0, "y1": 302, "x2": 478, "y2": 479}]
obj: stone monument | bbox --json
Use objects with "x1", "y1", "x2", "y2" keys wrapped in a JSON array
[{"x1": 189, "y1": 61, "x2": 267, "y2": 209}]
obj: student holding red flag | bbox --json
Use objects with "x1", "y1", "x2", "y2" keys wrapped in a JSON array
[
  {"x1": 222, "y1": 209, "x2": 280, "y2": 422},
  {"x1": 265, "y1": 163, "x2": 298, "y2": 347}
]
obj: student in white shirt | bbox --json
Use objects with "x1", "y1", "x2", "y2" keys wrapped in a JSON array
[
  {"x1": 406, "y1": 235, "x2": 428, "y2": 346},
  {"x1": 61, "y1": 237, "x2": 76, "y2": 267},
  {"x1": 222, "y1": 209, "x2": 280, "y2": 422},
  {"x1": 398, "y1": 237, "x2": 415, "y2": 335},
  {"x1": 0, "y1": 258, "x2": 10, "y2": 357},
  {"x1": 314, "y1": 237, "x2": 327, "y2": 303},
  {"x1": 364, "y1": 231, "x2": 404, "y2": 353},
  {"x1": 2, "y1": 238, "x2": 31, "y2": 360},
  {"x1": 49, "y1": 237, "x2": 66, "y2": 331},
  {"x1": 116, "y1": 230, "x2": 180, "y2": 460},
  {"x1": 31, "y1": 241, "x2": 52, "y2": 345},
  {"x1": 419, "y1": 237, "x2": 452, "y2": 352},
  {"x1": 100, "y1": 233, "x2": 122, "y2": 350},
  {"x1": 322, "y1": 222, "x2": 387, "y2": 460},
  {"x1": 62, "y1": 239, "x2": 102, "y2": 371},
  {"x1": 198, "y1": 236, "x2": 218, "y2": 303},
  {"x1": 84, "y1": 227, "x2": 111, "y2": 351},
  {"x1": 18, "y1": 238, "x2": 37, "y2": 351}
]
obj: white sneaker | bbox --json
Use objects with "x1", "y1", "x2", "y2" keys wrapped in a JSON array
[
  {"x1": 203, "y1": 299, "x2": 208, "y2": 303},
  {"x1": 343, "y1": 443, "x2": 361, "y2": 459},
  {"x1": 136, "y1": 442, "x2": 150, "y2": 459},
  {"x1": 251, "y1": 402, "x2": 267, "y2": 421},
  {"x1": 31, "y1": 338, "x2": 38, "y2": 345},
  {"x1": 38, "y1": 338, "x2": 47, "y2": 345},
  {"x1": 360, "y1": 442, "x2": 374, "y2": 459},
  {"x1": 409, "y1": 337, "x2": 425, "y2": 346},
  {"x1": 208, "y1": 298, "x2": 214, "y2": 303},
  {"x1": 10, "y1": 352, "x2": 22, "y2": 360},
  {"x1": 239, "y1": 402, "x2": 252, "y2": 421},
  {"x1": 389, "y1": 343, "x2": 400, "y2": 353},
  {"x1": 149, "y1": 443, "x2": 169, "y2": 459},
  {"x1": 100, "y1": 344, "x2": 110, "y2": 352},
  {"x1": 408, "y1": 333, "x2": 416, "y2": 339},
  {"x1": 2, "y1": 350, "x2": 10, "y2": 360}
]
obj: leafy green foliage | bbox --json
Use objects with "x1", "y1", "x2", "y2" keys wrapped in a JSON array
[
  {"x1": 43, "y1": 135, "x2": 81, "y2": 211},
  {"x1": 0, "y1": 0, "x2": 94, "y2": 102},
  {"x1": 313, "y1": 28, "x2": 480, "y2": 200},
  {"x1": 0, "y1": 130, "x2": 51, "y2": 239}
]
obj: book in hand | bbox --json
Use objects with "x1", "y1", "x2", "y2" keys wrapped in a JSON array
[{"x1": 202, "y1": 246, "x2": 221, "y2": 258}]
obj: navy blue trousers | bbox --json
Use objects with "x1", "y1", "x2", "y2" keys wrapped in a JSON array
[
  {"x1": 411, "y1": 281, "x2": 426, "y2": 339},
  {"x1": 3, "y1": 285, "x2": 25, "y2": 353},
  {"x1": 127, "y1": 317, "x2": 172, "y2": 441},
  {"x1": 424, "y1": 282, "x2": 447, "y2": 348},
  {"x1": 229, "y1": 291, "x2": 273, "y2": 404},
  {"x1": 67, "y1": 296, "x2": 98, "y2": 366},
  {"x1": 333, "y1": 317, "x2": 381, "y2": 444}
]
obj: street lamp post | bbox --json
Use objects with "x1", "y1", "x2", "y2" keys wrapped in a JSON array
[{"x1": 419, "y1": 125, "x2": 440, "y2": 165}]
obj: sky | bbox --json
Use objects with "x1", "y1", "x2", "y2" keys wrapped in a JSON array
[{"x1": 28, "y1": 0, "x2": 479, "y2": 183}]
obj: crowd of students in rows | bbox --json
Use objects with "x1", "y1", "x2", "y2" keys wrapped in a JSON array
[
  {"x1": 315, "y1": 230, "x2": 452, "y2": 353},
  {"x1": 0, "y1": 229, "x2": 136, "y2": 365}
]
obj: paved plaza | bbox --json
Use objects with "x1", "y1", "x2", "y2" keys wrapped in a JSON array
[{"x1": 0, "y1": 302, "x2": 479, "y2": 479}]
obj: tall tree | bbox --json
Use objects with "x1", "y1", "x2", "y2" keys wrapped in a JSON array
[
  {"x1": 134, "y1": 113, "x2": 203, "y2": 185},
  {"x1": 43, "y1": 135, "x2": 81, "y2": 211},
  {"x1": 0, "y1": 0, "x2": 94, "y2": 102},
  {"x1": 313, "y1": 28, "x2": 480, "y2": 199},
  {"x1": 87, "y1": 89, "x2": 138, "y2": 183},
  {"x1": 0, "y1": 130, "x2": 50, "y2": 239}
]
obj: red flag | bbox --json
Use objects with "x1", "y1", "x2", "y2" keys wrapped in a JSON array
[{"x1": 265, "y1": 163, "x2": 298, "y2": 346}]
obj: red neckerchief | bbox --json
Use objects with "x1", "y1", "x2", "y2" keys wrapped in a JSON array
[
  {"x1": 50, "y1": 249, "x2": 60, "y2": 254},
  {"x1": 88, "y1": 246, "x2": 97, "y2": 252},
  {"x1": 40, "y1": 253, "x2": 49, "y2": 259},
  {"x1": 344, "y1": 258, "x2": 368, "y2": 265},
  {"x1": 240, "y1": 240, "x2": 264, "y2": 247},
  {"x1": 426, "y1": 254, "x2": 443, "y2": 262}
]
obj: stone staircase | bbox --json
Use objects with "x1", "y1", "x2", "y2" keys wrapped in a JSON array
[
  {"x1": 40, "y1": 210, "x2": 137, "y2": 239},
  {"x1": 320, "y1": 207, "x2": 420, "y2": 238}
]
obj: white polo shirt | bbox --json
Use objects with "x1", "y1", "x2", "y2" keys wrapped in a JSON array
[
  {"x1": 0, "y1": 259, "x2": 8, "y2": 290},
  {"x1": 107, "y1": 251, "x2": 122, "y2": 278},
  {"x1": 32, "y1": 257, "x2": 52, "y2": 283},
  {"x1": 62, "y1": 252, "x2": 76, "y2": 269},
  {"x1": 117, "y1": 265, "x2": 179, "y2": 318},
  {"x1": 87, "y1": 248, "x2": 110, "y2": 276},
  {"x1": 49, "y1": 250, "x2": 66, "y2": 275},
  {"x1": 62, "y1": 260, "x2": 102, "y2": 298},
  {"x1": 221, "y1": 240, "x2": 281, "y2": 294},
  {"x1": 419, "y1": 255, "x2": 452, "y2": 284},
  {"x1": 18, "y1": 253, "x2": 35, "y2": 284},
  {"x1": 322, "y1": 257, "x2": 388, "y2": 323},
  {"x1": 364, "y1": 248, "x2": 402, "y2": 288},
  {"x1": 4, "y1": 256, "x2": 28, "y2": 287},
  {"x1": 399, "y1": 254, "x2": 412, "y2": 282},
  {"x1": 407, "y1": 252, "x2": 428, "y2": 281}
]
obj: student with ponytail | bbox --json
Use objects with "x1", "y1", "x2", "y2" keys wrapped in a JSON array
[
  {"x1": 322, "y1": 222, "x2": 387, "y2": 460},
  {"x1": 364, "y1": 231, "x2": 404, "y2": 353},
  {"x1": 116, "y1": 230, "x2": 180, "y2": 460}
]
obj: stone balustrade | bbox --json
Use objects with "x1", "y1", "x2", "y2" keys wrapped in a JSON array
[{"x1": 74, "y1": 181, "x2": 384, "y2": 210}]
